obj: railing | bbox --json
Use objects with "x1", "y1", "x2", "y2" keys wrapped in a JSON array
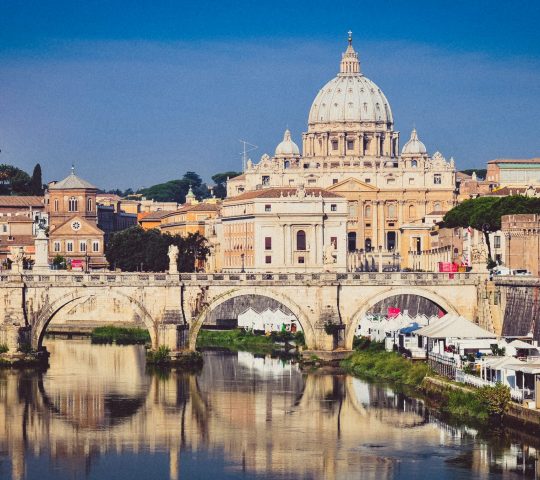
[
  {"x1": 0, "y1": 271, "x2": 483, "y2": 286},
  {"x1": 455, "y1": 369, "x2": 523, "y2": 402}
]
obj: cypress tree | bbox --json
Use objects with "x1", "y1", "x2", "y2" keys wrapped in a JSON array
[{"x1": 30, "y1": 163, "x2": 43, "y2": 195}]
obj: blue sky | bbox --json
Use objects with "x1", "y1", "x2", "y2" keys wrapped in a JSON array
[{"x1": 1, "y1": 0, "x2": 539, "y2": 189}]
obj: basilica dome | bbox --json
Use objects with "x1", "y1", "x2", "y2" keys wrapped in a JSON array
[
  {"x1": 401, "y1": 129, "x2": 427, "y2": 155},
  {"x1": 308, "y1": 34, "x2": 393, "y2": 126},
  {"x1": 275, "y1": 129, "x2": 300, "y2": 156}
]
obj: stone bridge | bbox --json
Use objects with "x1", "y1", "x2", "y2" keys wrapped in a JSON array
[{"x1": 0, "y1": 271, "x2": 487, "y2": 355}]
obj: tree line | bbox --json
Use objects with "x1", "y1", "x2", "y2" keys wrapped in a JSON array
[
  {"x1": 443, "y1": 195, "x2": 540, "y2": 264},
  {"x1": 104, "y1": 170, "x2": 242, "y2": 203},
  {"x1": 105, "y1": 227, "x2": 210, "y2": 272},
  {"x1": 0, "y1": 163, "x2": 44, "y2": 195}
]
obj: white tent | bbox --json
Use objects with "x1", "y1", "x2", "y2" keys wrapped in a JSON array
[{"x1": 415, "y1": 314, "x2": 497, "y2": 340}]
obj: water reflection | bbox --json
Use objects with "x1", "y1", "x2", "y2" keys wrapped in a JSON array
[{"x1": 0, "y1": 339, "x2": 538, "y2": 479}]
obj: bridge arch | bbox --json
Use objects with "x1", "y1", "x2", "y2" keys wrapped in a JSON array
[
  {"x1": 189, "y1": 287, "x2": 316, "y2": 350},
  {"x1": 345, "y1": 286, "x2": 459, "y2": 350},
  {"x1": 32, "y1": 289, "x2": 158, "y2": 350}
]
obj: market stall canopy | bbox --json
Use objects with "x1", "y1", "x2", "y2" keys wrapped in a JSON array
[{"x1": 415, "y1": 314, "x2": 497, "y2": 339}]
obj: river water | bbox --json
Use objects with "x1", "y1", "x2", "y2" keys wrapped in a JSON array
[{"x1": 0, "y1": 339, "x2": 538, "y2": 480}]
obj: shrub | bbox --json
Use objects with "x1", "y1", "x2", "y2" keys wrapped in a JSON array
[
  {"x1": 476, "y1": 383, "x2": 511, "y2": 418},
  {"x1": 0, "y1": 344, "x2": 8, "y2": 354},
  {"x1": 147, "y1": 346, "x2": 171, "y2": 364}
]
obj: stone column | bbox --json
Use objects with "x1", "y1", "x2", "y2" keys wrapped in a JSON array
[
  {"x1": 372, "y1": 201, "x2": 378, "y2": 248},
  {"x1": 378, "y1": 202, "x2": 385, "y2": 251},
  {"x1": 33, "y1": 229, "x2": 49, "y2": 272}
]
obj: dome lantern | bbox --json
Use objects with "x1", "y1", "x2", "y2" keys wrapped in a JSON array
[{"x1": 339, "y1": 31, "x2": 361, "y2": 76}]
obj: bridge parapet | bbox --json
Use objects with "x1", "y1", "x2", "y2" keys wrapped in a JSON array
[{"x1": 2, "y1": 271, "x2": 484, "y2": 287}]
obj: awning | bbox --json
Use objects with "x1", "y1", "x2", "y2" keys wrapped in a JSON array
[{"x1": 415, "y1": 314, "x2": 497, "y2": 339}]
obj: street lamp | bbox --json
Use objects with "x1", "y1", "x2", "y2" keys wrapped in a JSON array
[{"x1": 240, "y1": 253, "x2": 245, "y2": 273}]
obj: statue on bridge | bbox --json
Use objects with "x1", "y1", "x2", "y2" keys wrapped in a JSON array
[
  {"x1": 323, "y1": 240, "x2": 337, "y2": 271},
  {"x1": 168, "y1": 244, "x2": 179, "y2": 274},
  {"x1": 12, "y1": 247, "x2": 24, "y2": 273}
]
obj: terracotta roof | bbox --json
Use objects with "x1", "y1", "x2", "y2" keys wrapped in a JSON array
[
  {"x1": 226, "y1": 188, "x2": 344, "y2": 202},
  {"x1": 3, "y1": 217, "x2": 33, "y2": 223},
  {"x1": 456, "y1": 172, "x2": 472, "y2": 180},
  {"x1": 138, "y1": 211, "x2": 169, "y2": 222},
  {"x1": 0, "y1": 196, "x2": 45, "y2": 208},
  {"x1": 49, "y1": 172, "x2": 98, "y2": 190},
  {"x1": 0, "y1": 235, "x2": 35, "y2": 247},
  {"x1": 487, "y1": 158, "x2": 540, "y2": 164}
]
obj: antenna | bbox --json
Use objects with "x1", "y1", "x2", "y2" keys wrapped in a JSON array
[{"x1": 239, "y1": 140, "x2": 258, "y2": 172}]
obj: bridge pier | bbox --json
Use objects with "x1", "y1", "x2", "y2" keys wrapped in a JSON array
[{"x1": 157, "y1": 323, "x2": 189, "y2": 351}]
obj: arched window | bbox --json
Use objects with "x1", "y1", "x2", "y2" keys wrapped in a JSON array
[
  {"x1": 411, "y1": 160, "x2": 418, "y2": 167},
  {"x1": 365, "y1": 204, "x2": 372, "y2": 218},
  {"x1": 54, "y1": 199, "x2": 59, "y2": 212},
  {"x1": 408, "y1": 204, "x2": 416, "y2": 219},
  {"x1": 434, "y1": 202, "x2": 442, "y2": 211},
  {"x1": 364, "y1": 238, "x2": 372, "y2": 252},
  {"x1": 284, "y1": 160, "x2": 290, "y2": 169},
  {"x1": 296, "y1": 230, "x2": 306, "y2": 251},
  {"x1": 87, "y1": 197, "x2": 92, "y2": 211},
  {"x1": 68, "y1": 197, "x2": 78, "y2": 212},
  {"x1": 347, "y1": 232, "x2": 357, "y2": 252}
]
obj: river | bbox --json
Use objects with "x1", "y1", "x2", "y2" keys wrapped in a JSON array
[{"x1": 0, "y1": 338, "x2": 538, "y2": 479}]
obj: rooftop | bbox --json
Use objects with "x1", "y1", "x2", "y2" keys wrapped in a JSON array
[
  {"x1": 0, "y1": 196, "x2": 45, "y2": 208},
  {"x1": 226, "y1": 187, "x2": 344, "y2": 202},
  {"x1": 49, "y1": 168, "x2": 98, "y2": 190}
]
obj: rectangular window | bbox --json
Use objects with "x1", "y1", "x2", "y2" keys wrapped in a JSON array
[
  {"x1": 331, "y1": 140, "x2": 339, "y2": 151},
  {"x1": 387, "y1": 178, "x2": 395, "y2": 184},
  {"x1": 92, "y1": 241, "x2": 99, "y2": 252},
  {"x1": 80, "y1": 241, "x2": 87, "y2": 252},
  {"x1": 265, "y1": 255, "x2": 271, "y2": 264},
  {"x1": 434, "y1": 174, "x2": 442, "y2": 184},
  {"x1": 54, "y1": 241, "x2": 61, "y2": 252},
  {"x1": 66, "y1": 241, "x2": 73, "y2": 253},
  {"x1": 331, "y1": 236, "x2": 337, "y2": 248},
  {"x1": 265, "y1": 237, "x2": 272, "y2": 250},
  {"x1": 365, "y1": 178, "x2": 371, "y2": 183},
  {"x1": 330, "y1": 204, "x2": 337, "y2": 212},
  {"x1": 288, "y1": 179, "x2": 295, "y2": 185},
  {"x1": 298, "y1": 256, "x2": 305, "y2": 264},
  {"x1": 365, "y1": 223, "x2": 371, "y2": 227},
  {"x1": 409, "y1": 177, "x2": 415, "y2": 184},
  {"x1": 265, "y1": 204, "x2": 271, "y2": 212},
  {"x1": 332, "y1": 178, "x2": 338, "y2": 184},
  {"x1": 347, "y1": 140, "x2": 354, "y2": 150},
  {"x1": 308, "y1": 179, "x2": 316, "y2": 185},
  {"x1": 494, "y1": 236, "x2": 501, "y2": 249},
  {"x1": 262, "y1": 175, "x2": 270, "y2": 186}
]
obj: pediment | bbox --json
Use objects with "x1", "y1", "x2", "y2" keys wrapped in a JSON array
[
  {"x1": 327, "y1": 177, "x2": 379, "y2": 192},
  {"x1": 51, "y1": 216, "x2": 104, "y2": 236}
]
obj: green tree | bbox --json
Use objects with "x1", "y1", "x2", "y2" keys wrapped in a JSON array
[
  {"x1": 106, "y1": 227, "x2": 210, "y2": 272},
  {"x1": 443, "y1": 195, "x2": 540, "y2": 262},
  {"x1": 0, "y1": 164, "x2": 31, "y2": 195},
  {"x1": 211, "y1": 171, "x2": 242, "y2": 199},
  {"x1": 138, "y1": 172, "x2": 210, "y2": 203},
  {"x1": 29, "y1": 163, "x2": 44, "y2": 195}
]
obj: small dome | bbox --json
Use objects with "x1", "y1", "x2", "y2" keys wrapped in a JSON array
[
  {"x1": 401, "y1": 129, "x2": 427, "y2": 155},
  {"x1": 275, "y1": 129, "x2": 300, "y2": 156}
]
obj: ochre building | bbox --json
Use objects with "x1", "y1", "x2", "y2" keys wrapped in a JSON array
[{"x1": 227, "y1": 33, "x2": 457, "y2": 268}]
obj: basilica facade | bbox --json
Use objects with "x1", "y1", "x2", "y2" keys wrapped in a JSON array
[{"x1": 227, "y1": 34, "x2": 457, "y2": 266}]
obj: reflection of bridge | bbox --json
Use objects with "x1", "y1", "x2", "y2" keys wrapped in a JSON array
[
  {"x1": 0, "y1": 342, "x2": 466, "y2": 480},
  {"x1": 0, "y1": 271, "x2": 487, "y2": 354}
]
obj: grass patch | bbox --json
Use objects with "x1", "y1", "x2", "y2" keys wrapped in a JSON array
[
  {"x1": 91, "y1": 326, "x2": 150, "y2": 345},
  {"x1": 196, "y1": 329, "x2": 304, "y2": 354},
  {"x1": 341, "y1": 348, "x2": 430, "y2": 387}
]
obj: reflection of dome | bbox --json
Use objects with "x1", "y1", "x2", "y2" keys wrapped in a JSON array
[
  {"x1": 275, "y1": 129, "x2": 300, "y2": 156},
  {"x1": 401, "y1": 129, "x2": 427, "y2": 155},
  {"x1": 308, "y1": 33, "x2": 393, "y2": 126}
]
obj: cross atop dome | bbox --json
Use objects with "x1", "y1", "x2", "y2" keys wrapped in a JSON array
[{"x1": 340, "y1": 31, "x2": 360, "y2": 75}]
